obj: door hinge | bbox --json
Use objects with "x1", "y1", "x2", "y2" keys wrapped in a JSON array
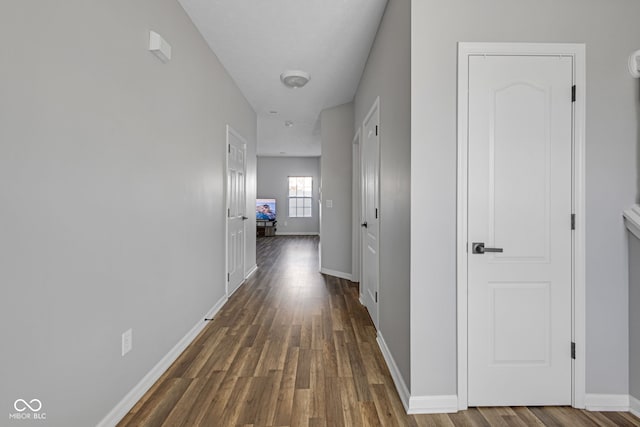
[
  {"x1": 571, "y1": 213, "x2": 576, "y2": 230},
  {"x1": 375, "y1": 125, "x2": 378, "y2": 136},
  {"x1": 375, "y1": 291, "x2": 378, "y2": 303},
  {"x1": 571, "y1": 342, "x2": 576, "y2": 359},
  {"x1": 375, "y1": 208, "x2": 378, "y2": 219},
  {"x1": 227, "y1": 273, "x2": 230, "y2": 282},
  {"x1": 228, "y1": 208, "x2": 230, "y2": 217},
  {"x1": 571, "y1": 85, "x2": 576, "y2": 102},
  {"x1": 228, "y1": 144, "x2": 231, "y2": 153}
]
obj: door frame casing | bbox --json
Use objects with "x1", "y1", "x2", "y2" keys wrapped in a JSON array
[
  {"x1": 456, "y1": 42, "x2": 586, "y2": 410},
  {"x1": 352, "y1": 129, "x2": 362, "y2": 283},
  {"x1": 225, "y1": 124, "x2": 248, "y2": 297}
]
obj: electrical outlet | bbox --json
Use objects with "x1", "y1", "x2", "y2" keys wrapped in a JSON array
[
  {"x1": 284, "y1": 221, "x2": 288, "y2": 226},
  {"x1": 326, "y1": 200, "x2": 333, "y2": 208},
  {"x1": 122, "y1": 329, "x2": 132, "y2": 356}
]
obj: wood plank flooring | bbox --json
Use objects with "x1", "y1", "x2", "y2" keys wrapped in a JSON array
[{"x1": 118, "y1": 236, "x2": 640, "y2": 427}]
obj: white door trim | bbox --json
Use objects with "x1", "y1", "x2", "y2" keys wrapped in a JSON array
[
  {"x1": 456, "y1": 42, "x2": 586, "y2": 410},
  {"x1": 225, "y1": 124, "x2": 248, "y2": 297},
  {"x1": 352, "y1": 128, "x2": 362, "y2": 283}
]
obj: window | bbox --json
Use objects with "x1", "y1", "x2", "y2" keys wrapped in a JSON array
[{"x1": 288, "y1": 176, "x2": 312, "y2": 218}]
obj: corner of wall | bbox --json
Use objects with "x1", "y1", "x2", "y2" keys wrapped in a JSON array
[
  {"x1": 631, "y1": 394, "x2": 640, "y2": 418},
  {"x1": 319, "y1": 103, "x2": 354, "y2": 276}
]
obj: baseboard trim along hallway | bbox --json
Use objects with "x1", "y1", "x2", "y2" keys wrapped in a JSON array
[
  {"x1": 319, "y1": 267, "x2": 352, "y2": 281},
  {"x1": 376, "y1": 332, "x2": 410, "y2": 411},
  {"x1": 377, "y1": 332, "x2": 458, "y2": 414},
  {"x1": 585, "y1": 393, "x2": 631, "y2": 412},
  {"x1": 276, "y1": 232, "x2": 320, "y2": 236},
  {"x1": 245, "y1": 264, "x2": 258, "y2": 279},
  {"x1": 408, "y1": 394, "x2": 459, "y2": 415},
  {"x1": 631, "y1": 395, "x2": 640, "y2": 418},
  {"x1": 96, "y1": 295, "x2": 228, "y2": 427}
]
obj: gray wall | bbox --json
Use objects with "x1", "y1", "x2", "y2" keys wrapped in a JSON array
[
  {"x1": 0, "y1": 1, "x2": 256, "y2": 426},
  {"x1": 354, "y1": 0, "x2": 411, "y2": 388},
  {"x1": 257, "y1": 156, "x2": 320, "y2": 235},
  {"x1": 411, "y1": 0, "x2": 640, "y2": 396},
  {"x1": 320, "y1": 103, "x2": 354, "y2": 277},
  {"x1": 631, "y1": 234, "x2": 640, "y2": 401}
]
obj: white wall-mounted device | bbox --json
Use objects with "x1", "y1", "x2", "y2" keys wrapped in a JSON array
[
  {"x1": 149, "y1": 30, "x2": 172, "y2": 63},
  {"x1": 629, "y1": 49, "x2": 640, "y2": 78}
]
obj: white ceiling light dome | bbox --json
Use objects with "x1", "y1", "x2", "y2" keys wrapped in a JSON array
[
  {"x1": 629, "y1": 49, "x2": 640, "y2": 78},
  {"x1": 280, "y1": 70, "x2": 310, "y2": 88}
]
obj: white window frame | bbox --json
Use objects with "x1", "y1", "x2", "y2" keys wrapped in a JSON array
[{"x1": 288, "y1": 176, "x2": 313, "y2": 218}]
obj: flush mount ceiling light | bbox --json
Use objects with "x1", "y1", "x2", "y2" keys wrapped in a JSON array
[
  {"x1": 280, "y1": 70, "x2": 310, "y2": 89},
  {"x1": 629, "y1": 50, "x2": 640, "y2": 78}
]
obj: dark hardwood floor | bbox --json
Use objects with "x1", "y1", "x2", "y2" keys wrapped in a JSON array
[{"x1": 118, "y1": 235, "x2": 640, "y2": 426}]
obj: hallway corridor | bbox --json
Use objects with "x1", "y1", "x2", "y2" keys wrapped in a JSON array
[{"x1": 118, "y1": 236, "x2": 640, "y2": 426}]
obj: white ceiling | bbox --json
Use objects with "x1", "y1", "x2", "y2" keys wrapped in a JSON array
[{"x1": 178, "y1": 0, "x2": 387, "y2": 157}]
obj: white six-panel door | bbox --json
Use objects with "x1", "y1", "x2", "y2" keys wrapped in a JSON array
[
  {"x1": 361, "y1": 99, "x2": 380, "y2": 329},
  {"x1": 227, "y1": 126, "x2": 247, "y2": 296},
  {"x1": 467, "y1": 54, "x2": 573, "y2": 406}
]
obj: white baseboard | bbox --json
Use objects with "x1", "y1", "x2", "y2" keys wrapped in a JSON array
[
  {"x1": 228, "y1": 281, "x2": 242, "y2": 297},
  {"x1": 375, "y1": 332, "x2": 458, "y2": 415},
  {"x1": 630, "y1": 395, "x2": 640, "y2": 418},
  {"x1": 96, "y1": 296, "x2": 228, "y2": 427},
  {"x1": 408, "y1": 395, "x2": 459, "y2": 414},
  {"x1": 319, "y1": 268, "x2": 352, "y2": 281},
  {"x1": 245, "y1": 264, "x2": 258, "y2": 279},
  {"x1": 276, "y1": 231, "x2": 319, "y2": 236},
  {"x1": 584, "y1": 393, "x2": 630, "y2": 412},
  {"x1": 376, "y1": 333, "x2": 410, "y2": 412}
]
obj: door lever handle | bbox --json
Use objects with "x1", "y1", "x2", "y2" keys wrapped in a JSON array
[
  {"x1": 242, "y1": 216, "x2": 248, "y2": 220},
  {"x1": 472, "y1": 242, "x2": 503, "y2": 254},
  {"x1": 361, "y1": 222, "x2": 368, "y2": 228}
]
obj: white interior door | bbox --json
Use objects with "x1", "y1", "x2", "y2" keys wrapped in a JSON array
[
  {"x1": 227, "y1": 126, "x2": 246, "y2": 296},
  {"x1": 361, "y1": 100, "x2": 380, "y2": 328},
  {"x1": 467, "y1": 55, "x2": 573, "y2": 406}
]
